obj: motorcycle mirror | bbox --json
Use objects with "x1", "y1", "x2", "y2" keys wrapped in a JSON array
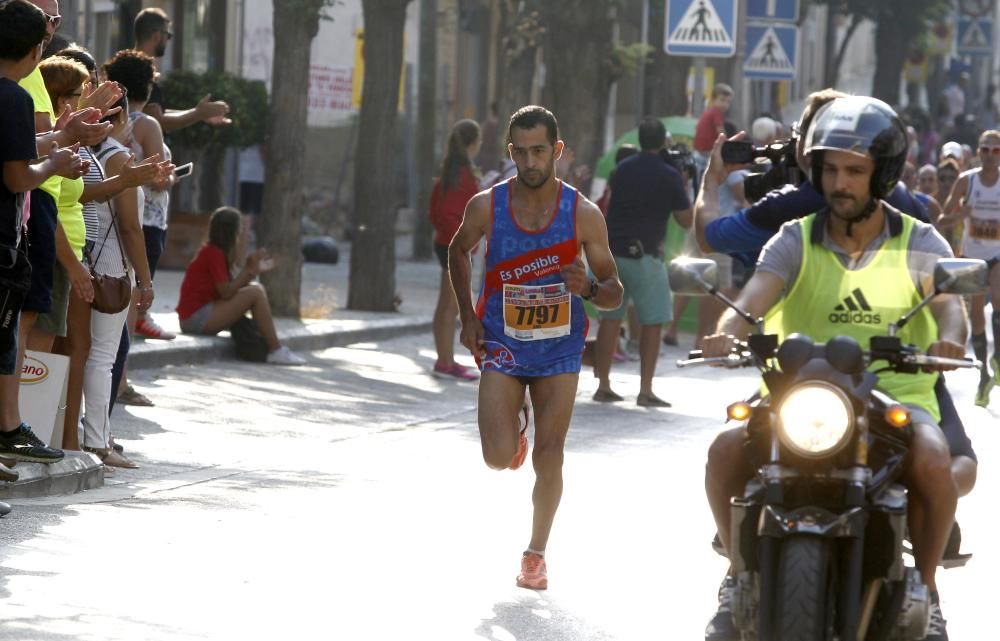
[
  {"x1": 668, "y1": 257, "x2": 719, "y2": 295},
  {"x1": 933, "y1": 258, "x2": 990, "y2": 295}
]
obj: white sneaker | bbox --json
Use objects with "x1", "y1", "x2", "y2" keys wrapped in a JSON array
[{"x1": 266, "y1": 346, "x2": 307, "y2": 366}]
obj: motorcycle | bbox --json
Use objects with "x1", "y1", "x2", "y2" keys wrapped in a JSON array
[{"x1": 668, "y1": 256, "x2": 989, "y2": 641}]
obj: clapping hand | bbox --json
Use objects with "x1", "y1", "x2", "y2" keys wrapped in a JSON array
[
  {"x1": 57, "y1": 106, "x2": 112, "y2": 147},
  {"x1": 119, "y1": 153, "x2": 175, "y2": 188},
  {"x1": 79, "y1": 81, "x2": 123, "y2": 117},
  {"x1": 195, "y1": 95, "x2": 231, "y2": 126}
]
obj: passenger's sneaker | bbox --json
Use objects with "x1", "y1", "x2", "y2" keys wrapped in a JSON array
[
  {"x1": 0, "y1": 424, "x2": 64, "y2": 463},
  {"x1": 975, "y1": 375, "x2": 994, "y2": 408},
  {"x1": 432, "y1": 361, "x2": 479, "y2": 381},
  {"x1": 516, "y1": 551, "x2": 547, "y2": 590},
  {"x1": 266, "y1": 346, "x2": 307, "y2": 366},
  {"x1": 925, "y1": 593, "x2": 948, "y2": 641},
  {"x1": 509, "y1": 402, "x2": 531, "y2": 470},
  {"x1": 135, "y1": 317, "x2": 177, "y2": 340},
  {"x1": 705, "y1": 575, "x2": 739, "y2": 641}
]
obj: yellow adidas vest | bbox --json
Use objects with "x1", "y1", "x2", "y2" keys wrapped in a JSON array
[{"x1": 780, "y1": 214, "x2": 940, "y2": 421}]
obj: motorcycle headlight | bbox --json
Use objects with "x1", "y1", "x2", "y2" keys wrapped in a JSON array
[{"x1": 778, "y1": 383, "x2": 854, "y2": 458}]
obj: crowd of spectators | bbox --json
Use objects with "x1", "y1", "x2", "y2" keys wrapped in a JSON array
[{"x1": 0, "y1": 1, "x2": 300, "y2": 480}]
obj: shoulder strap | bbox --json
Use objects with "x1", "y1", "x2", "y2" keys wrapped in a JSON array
[
  {"x1": 85, "y1": 194, "x2": 129, "y2": 273},
  {"x1": 95, "y1": 143, "x2": 126, "y2": 164}
]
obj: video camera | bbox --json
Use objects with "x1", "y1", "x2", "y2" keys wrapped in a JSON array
[
  {"x1": 721, "y1": 138, "x2": 802, "y2": 202},
  {"x1": 661, "y1": 143, "x2": 698, "y2": 192}
]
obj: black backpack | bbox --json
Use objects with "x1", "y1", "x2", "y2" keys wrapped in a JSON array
[{"x1": 229, "y1": 316, "x2": 269, "y2": 362}]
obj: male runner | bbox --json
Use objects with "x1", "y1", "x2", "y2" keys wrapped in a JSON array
[
  {"x1": 942, "y1": 129, "x2": 1000, "y2": 407},
  {"x1": 449, "y1": 106, "x2": 622, "y2": 589}
]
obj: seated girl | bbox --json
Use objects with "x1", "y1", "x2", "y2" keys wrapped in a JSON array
[{"x1": 176, "y1": 207, "x2": 305, "y2": 365}]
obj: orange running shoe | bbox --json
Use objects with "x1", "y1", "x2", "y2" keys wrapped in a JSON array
[
  {"x1": 516, "y1": 552, "x2": 548, "y2": 590},
  {"x1": 508, "y1": 403, "x2": 531, "y2": 470}
]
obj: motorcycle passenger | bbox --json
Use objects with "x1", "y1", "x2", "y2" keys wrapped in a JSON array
[{"x1": 701, "y1": 97, "x2": 966, "y2": 641}]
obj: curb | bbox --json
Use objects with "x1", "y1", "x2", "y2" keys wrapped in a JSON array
[
  {"x1": 0, "y1": 451, "x2": 105, "y2": 500},
  {"x1": 127, "y1": 315, "x2": 433, "y2": 370}
]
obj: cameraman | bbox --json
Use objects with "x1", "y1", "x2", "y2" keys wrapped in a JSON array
[
  {"x1": 593, "y1": 117, "x2": 692, "y2": 406},
  {"x1": 694, "y1": 89, "x2": 929, "y2": 260}
]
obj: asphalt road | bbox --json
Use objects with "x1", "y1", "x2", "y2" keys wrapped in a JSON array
[{"x1": 0, "y1": 333, "x2": 996, "y2": 640}]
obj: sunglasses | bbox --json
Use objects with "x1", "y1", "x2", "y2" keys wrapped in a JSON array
[
  {"x1": 43, "y1": 11, "x2": 61, "y2": 29},
  {"x1": 156, "y1": 28, "x2": 174, "y2": 40},
  {"x1": 979, "y1": 145, "x2": 1000, "y2": 156}
]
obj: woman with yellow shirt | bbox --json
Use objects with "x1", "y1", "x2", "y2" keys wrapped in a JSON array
[{"x1": 38, "y1": 53, "x2": 171, "y2": 455}]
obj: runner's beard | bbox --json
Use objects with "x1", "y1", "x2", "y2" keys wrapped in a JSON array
[
  {"x1": 155, "y1": 43, "x2": 167, "y2": 58},
  {"x1": 517, "y1": 166, "x2": 551, "y2": 189}
]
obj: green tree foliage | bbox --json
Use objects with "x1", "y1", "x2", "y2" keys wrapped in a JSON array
[
  {"x1": 814, "y1": 0, "x2": 952, "y2": 104},
  {"x1": 159, "y1": 71, "x2": 269, "y2": 151}
]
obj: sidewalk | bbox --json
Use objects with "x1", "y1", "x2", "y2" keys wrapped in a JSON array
[
  {"x1": 0, "y1": 235, "x2": 443, "y2": 500},
  {"x1": 131, "y1": 234, "x2": 441, "y2": 369}
]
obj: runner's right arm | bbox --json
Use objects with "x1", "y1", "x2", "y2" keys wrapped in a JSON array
[
  {"x1": 449, "y1": 191, "x2": 491, "y2": 358},
  {"x1": 938, "y1": 173, "x2": 970, "y2": 231}
]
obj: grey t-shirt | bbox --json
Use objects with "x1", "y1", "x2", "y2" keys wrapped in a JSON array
[{"x1": 757, "y1": 208, "x2": 954, "y2": 297}]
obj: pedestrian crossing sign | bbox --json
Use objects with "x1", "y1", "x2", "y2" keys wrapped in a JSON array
[
  {"x1": 744, "y1": 23, "x2": 798, "y2": 80},
  {"x1": 957, "y1": 17, "x2": 993, "y2": 56},
  {"x1": 666, "y1": 0, "x2": 737, "y2": 57}
]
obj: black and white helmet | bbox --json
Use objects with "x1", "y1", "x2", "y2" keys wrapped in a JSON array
[{"x1": 805, "y1": 96, "x2": 908, "y2": 200}]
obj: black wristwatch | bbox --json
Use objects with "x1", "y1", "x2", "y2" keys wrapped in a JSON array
[{"x1": 581, "y1": 279, "x2": 599, "y2": 301}]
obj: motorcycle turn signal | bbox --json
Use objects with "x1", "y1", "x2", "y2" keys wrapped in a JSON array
[
  {"x1": 727, "y1": 402, "x2": 752, "y2": 422},
  {"x1": 884, "y1": 405, "x2": 911, "y2": 428}
]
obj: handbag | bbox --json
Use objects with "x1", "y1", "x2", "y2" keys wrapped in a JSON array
[
  {"x1": 84, "y1": 196, "x2": 132, "y2": 314},
  {"x1": 229, "y1": 315, "x2": 269, "y2": 362},
  {"x1": 0, "y1": 236, "x2": 31, "y2": 350}
]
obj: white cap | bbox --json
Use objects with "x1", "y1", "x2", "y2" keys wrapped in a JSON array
[
  {"x1": 751, "y1": 117, "x2": 777, "y2": 144},
  {"x1": 941, "y1": 141, "x2": 963, "y2": 159}
]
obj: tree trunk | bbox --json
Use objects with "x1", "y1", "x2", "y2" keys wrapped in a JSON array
[
  {"x1": 495, "y1": 1, "x2": 541, "y2": 127},
  {"x1": 540, "y1": 0, "x2": 615, "y2": 194},
  {"x1": 412, "y1": 0, "x2": 437, "y2": 261},
  {"x1": 647, "y1": 1, "x2": 691, "y2": 117},
  {"x1": 349, "y1": 0, "x2": 411, "y2": 311},
  {"x1": 871, "y1": 14, "x2": 907, "y2": 105},
  {"x1": 259, "y1": 1, "x2": 325, "y2": 318}
]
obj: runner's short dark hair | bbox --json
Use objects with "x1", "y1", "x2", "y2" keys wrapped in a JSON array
[
  {"x1": 508, "y1": 106, "x2": 559, "y2": 146},
  {"x1": 0, "y1": 0, "x2": 47, "y2": 62},
  {"x1": 638, "y1": 117, "x2": 667, "y2": 151},
  {"x1": 134, "y1": 8, "x2": 170, "y2": 43},
  {"x1": 103, "y1": 49, "x2": 156, "y2": 103}
]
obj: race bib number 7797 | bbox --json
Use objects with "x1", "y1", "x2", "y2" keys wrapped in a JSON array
[{"x1": 503, "y1": 283, "x2": 571, "y2": 341}]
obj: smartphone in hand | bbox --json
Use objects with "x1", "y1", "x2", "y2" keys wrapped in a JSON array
[{"x1": 174, "y1": 162, "x2": 194, "y2": 179}]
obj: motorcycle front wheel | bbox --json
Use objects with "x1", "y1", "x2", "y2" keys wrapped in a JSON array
[{"x1": 776, "y1": 535, "x2": 835, "y2": 641}]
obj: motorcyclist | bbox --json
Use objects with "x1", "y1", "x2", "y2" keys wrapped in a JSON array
[{"x1": 700, "y1": 97, "x2": 966, "y2": 641}]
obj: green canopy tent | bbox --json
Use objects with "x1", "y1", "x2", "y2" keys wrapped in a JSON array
[{"x1": 594, "y1": 115, "x2": 697, "y2": 179}]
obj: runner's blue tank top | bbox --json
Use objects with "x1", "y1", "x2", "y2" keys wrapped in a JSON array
[{"x1": 475, "y1": 179, "x2": 588, "y2": 377}]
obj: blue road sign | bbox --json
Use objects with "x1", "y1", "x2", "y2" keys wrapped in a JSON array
[
  {"x1": 665, "y1": 0, "x2": 738, "y2": 57},
  {"x1": 957, "y1": 17, "x2": 993, "y2": 56},
  {"x1": 744, "y1": 22, "x2": 798, "y2": 80},
  {"x1": 746, "y1": 0, "x2": 799, "y2": 23}
]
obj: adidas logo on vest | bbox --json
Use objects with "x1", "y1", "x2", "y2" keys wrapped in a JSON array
[{"x1": 829, "y1": 288, "x2": 882, "y2": 325}]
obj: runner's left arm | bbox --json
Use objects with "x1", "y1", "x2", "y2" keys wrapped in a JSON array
[{"x1": 571, "y1": 198, "x2": 623, "y2": 311}]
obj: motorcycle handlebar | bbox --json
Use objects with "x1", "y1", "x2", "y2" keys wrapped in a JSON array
[
  {"x1": 902, "y1": 354, "x2": 981, "y2": 369},
  {"x1": 676, "y1": 353, "x2": 752, "y2": 369}
]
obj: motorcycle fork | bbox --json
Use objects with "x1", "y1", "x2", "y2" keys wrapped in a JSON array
[
  {"x1": 837, "y1": 535, "x2": 864, "y2": 641},
  {"x1": 757, "y1": 535, "x2": 778, "y2": 640}
]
